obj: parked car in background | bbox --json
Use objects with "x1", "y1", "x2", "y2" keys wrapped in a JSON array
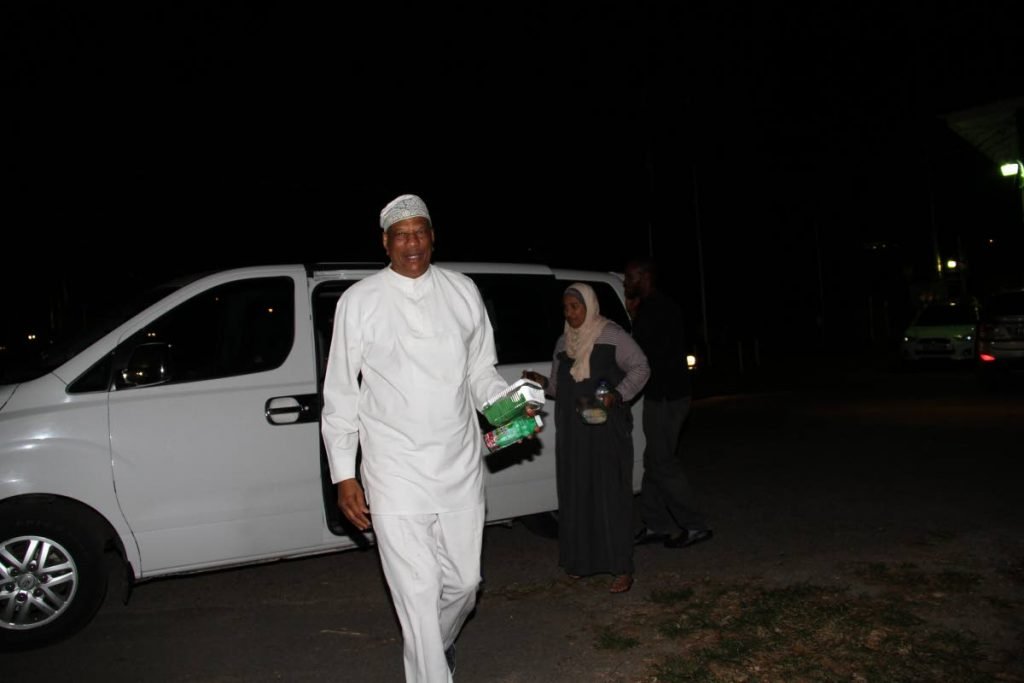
[
  {"x1": 0, "y1": 262, "x2": 645, "y2": 649},
  {"x1": 901, "y1": 300, "x2": 978, "y2": 364},
  {"x1": 976, "y1": 287, "x2": 1024, "y2": 385}
]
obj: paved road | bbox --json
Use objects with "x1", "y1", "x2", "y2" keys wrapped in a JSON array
[{"x1": 6, "y1": 365, "x2": 1023, "y2": 681}]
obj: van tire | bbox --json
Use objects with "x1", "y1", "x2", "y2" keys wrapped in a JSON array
[{"x1": 0, "y1": 502, "x2": 109, "y2": 651}]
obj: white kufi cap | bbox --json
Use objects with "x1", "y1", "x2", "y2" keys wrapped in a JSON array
[{"x1": 380, "y1": 194, "x2": 431, "y2": 231}]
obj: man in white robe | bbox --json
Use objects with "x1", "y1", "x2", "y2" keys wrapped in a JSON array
[{"x1": 322, "y1": 194, "x2": 512, "y2": 682}]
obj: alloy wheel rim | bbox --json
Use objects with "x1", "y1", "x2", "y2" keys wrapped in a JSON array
[{"x1": 1, "y1": 535, "x2": 79, "y2": 630}]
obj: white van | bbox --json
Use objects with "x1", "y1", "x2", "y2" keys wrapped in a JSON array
[{"x1": 0, "y1": 262, "x2": 643, "y2": 649}]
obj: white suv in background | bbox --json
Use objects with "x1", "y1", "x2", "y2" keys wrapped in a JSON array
[
  {"x1": 0, "y1": 263, "x2": 643, "y2": 649},
  {"x1": 900, "y1": 300, "x2": 978, "y2": 363}
]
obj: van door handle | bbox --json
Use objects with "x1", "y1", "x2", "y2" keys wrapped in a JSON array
[{"x1": 265, "y1": 394, "x2": 320, "y2": 425}]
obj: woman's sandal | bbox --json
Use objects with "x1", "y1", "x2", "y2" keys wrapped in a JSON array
[{"x1": 609, "y1": 574, "x2": 633, "y2": 594}]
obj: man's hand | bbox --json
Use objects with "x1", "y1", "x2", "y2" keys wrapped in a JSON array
[{"x1": 337, "y1": 479, "x2": 371, "y2": 530}]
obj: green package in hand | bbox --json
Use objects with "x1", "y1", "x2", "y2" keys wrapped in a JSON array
[{"x1": 482, "y1": 379, "x2": 546, "y2": 427}]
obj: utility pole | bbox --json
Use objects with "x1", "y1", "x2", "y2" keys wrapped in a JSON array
[
  {"x1": 814, "y1": 221, "x2": 826, "y2": 344},
  {"x1": 693, "y1": 164, "x2": 711, "y2": 367},
  {"x1": 645, "y1": 143, "x2": 656, "y2": 256}
]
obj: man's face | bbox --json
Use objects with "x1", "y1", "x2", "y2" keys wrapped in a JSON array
[
  {"x1": 384, "y1": 216, "x2": 434, "y2": 278},
  {"x1": 623, "y1": 267, "x2": 648, "y2": 298}
]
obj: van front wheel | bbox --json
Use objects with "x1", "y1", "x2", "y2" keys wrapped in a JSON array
[{"x1": 0, "y1": 505, "x2": 109, "y2": 651}]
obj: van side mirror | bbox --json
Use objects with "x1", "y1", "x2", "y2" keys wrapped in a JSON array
[{"x1": 119, "y1": 342, "x2": 172, "y2": 387}]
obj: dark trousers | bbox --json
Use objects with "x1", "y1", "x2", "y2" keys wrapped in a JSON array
[{"x1": 638, "y1": 397, "x2": 708, "y2": 534}]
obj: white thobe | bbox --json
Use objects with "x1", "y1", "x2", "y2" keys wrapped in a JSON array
[{"x1": 321, "y1": 265, "x2": 508, "y2": 682}]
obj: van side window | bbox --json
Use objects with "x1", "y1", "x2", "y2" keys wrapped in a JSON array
[
  {"x1": 115, "y1": 277, "x2": 294, "y2": 388},
  {"x1": 67, "y1": 354, "x2": 114, "y2": 393},
  {"x1": 468, "y1": 274, "x2": 563, "y2": 364}
]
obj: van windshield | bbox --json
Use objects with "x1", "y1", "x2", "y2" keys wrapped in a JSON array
[{"x1": 1, "y1": 279, "x2": 194, "y2": 384}]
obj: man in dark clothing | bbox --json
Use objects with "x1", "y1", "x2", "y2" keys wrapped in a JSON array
[{"x1": 624, "y1": 259, "x2": 713, "y2": 549}]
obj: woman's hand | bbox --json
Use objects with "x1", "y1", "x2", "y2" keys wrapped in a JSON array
[{"x1": 521, "y1": 370, "x2": 548, "y2": 389}]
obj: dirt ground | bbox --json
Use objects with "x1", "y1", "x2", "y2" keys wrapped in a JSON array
[
  {"x1": 5, "y1": 360, "x2": 1022, "y2": 681},
  {"x1": 463, "y1": 363, "x2": 1024, "y2": 682}
]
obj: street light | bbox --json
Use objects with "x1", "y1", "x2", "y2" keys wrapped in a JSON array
[{"x1": 1001, "y1": 159, "x2": 1024, "y2": 223}]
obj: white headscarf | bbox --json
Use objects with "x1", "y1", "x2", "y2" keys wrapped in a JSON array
[{"x1": 563, "y1": 282, "x2": 608, "y2": 382}]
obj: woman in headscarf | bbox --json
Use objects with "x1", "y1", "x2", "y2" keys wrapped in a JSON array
[{"x1": 524, "y1": 282, "x2": 649, "y2": 593}]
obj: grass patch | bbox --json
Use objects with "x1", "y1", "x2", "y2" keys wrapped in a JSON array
[
  {"x1": 916, "y1": 529, "x2": 957, "y2": 546},
  {"x1": 593, "y1": 625, "x2": 638, "y2": 651},
  {"x1": 657, "y1": 599, "x2": 717, "y2": 638},
  {"x1": 875, "y1": 602, "x2": 924, "y2": 628},
  {"x1": 999, "y1": 557, "x2": 1024, "y2": 585},
  {"x1": 851, "y1": 561, "x2": 982, "y2": 593},
  {"x1": 932, "y1": 569, "x2": 983, "y2": 593},
  {"x1": 490, "y1": 579, "x2": 562, "y2": 600},
  {"x1": 984, "y1": 595, "x2": 1016, "y2": 609},
  {"x1": 653, "y1": 655, "x2": 714, "y2": 683},
  {"x1": 648, "y1": 586, "x2": 694, "y2": 605},
  {"x1": 645, "y1": 580, "x2": 997, "y2": 682},
  {"x1": 852, "y1": 561, "x2": 926, "y2": 587}
]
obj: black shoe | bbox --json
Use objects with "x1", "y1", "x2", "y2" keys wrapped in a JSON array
[
  {"x1": 445, "y1": 644, "x2": 456, "y2": 675},
  {"x1": 633, "y1": 527, "x2": 671, "y2": 546},
  {"x1": 664, "y1": 529, "x2": 713, "y2": 549}
]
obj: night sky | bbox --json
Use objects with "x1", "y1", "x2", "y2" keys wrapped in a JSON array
[{"x1": 3, "y1": 2, "x2": 1023, "y2": 360}]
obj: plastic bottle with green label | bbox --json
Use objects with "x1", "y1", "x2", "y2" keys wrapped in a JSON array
[{"x1": 483, "y1": 415, "x2": 543, "y2": 452}]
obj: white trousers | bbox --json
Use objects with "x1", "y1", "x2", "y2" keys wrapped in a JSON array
[{"x1": 373, "y1": 503, "x2": 485, "y2": 683}]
